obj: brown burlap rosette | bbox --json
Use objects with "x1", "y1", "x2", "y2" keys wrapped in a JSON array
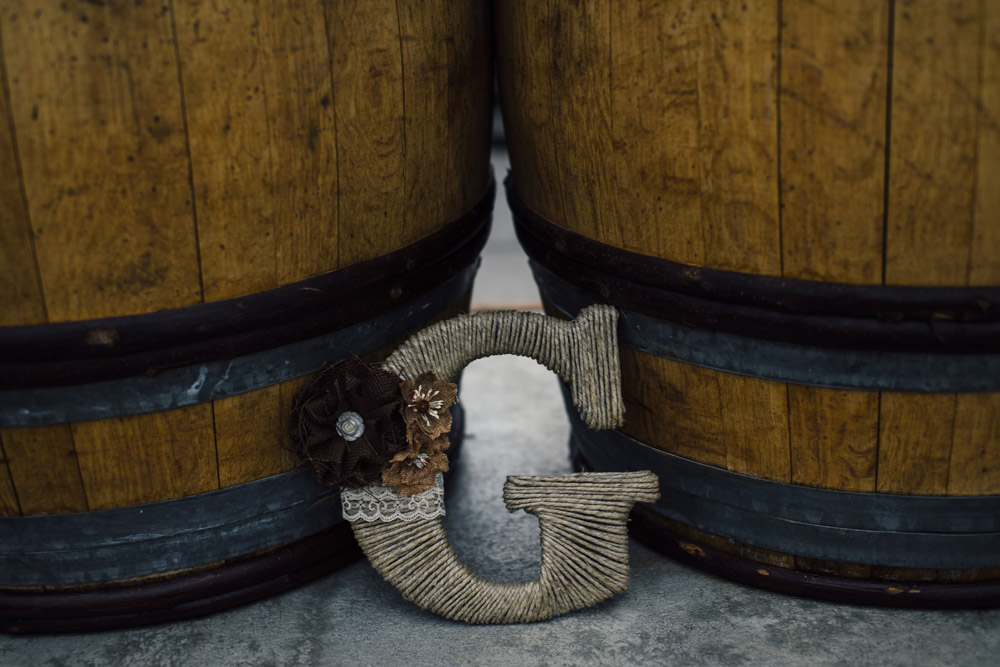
[
  {"x1": 289, "y1": 357, "x2": 408, "y2": 488},
  {"x1": 290, "y1": 360, "x2": 457, "y2": 495}
]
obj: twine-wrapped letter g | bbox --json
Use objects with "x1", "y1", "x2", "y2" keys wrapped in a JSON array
[{"x1": 293, "y1": 305, "x2": 659, "y2": 624}]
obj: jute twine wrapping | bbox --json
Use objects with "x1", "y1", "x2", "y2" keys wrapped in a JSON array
[
  {"x1": 352, "y1": 471, "x2": 660, "y2": 624},
  {"x1": 348, "y1": 305, "x2": 660, "y2": 623},
  {"x1": 381, "y1": 305, "x2": 623, "y2": 430}
]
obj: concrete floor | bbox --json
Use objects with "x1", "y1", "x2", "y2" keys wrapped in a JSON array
[
  {"x1": 2, "y1": 152, "x2": 998, "y2": 666},
  {"x1": 470, "y1": 151, "x2": 541, "y2": 311}
]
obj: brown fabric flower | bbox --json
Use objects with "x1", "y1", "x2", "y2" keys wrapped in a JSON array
[
  {"x1": 391, "y1": 431, "x2": 451, "y2": 463},
  {"x1": 382, "y1": 451, "x2": 449, "y2": 496},
  {"x1": 379, "y1": 372, "x2": 457, "y2": 495},
  {"x1": 289, "y1": 357, "x2": 407, "y2": 488},
  {"x1": 401, "y1": 372, "x2": 458, "y2": 439}
]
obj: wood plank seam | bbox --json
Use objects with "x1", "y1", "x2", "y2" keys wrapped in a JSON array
[
  {"x1": 966, "y1": 5, "x2": 988, "y2": 288},
  {"x1": 0, "y1": 22, "x2": 47, "y2": 324},
  {"x1": 393, "y1": 0, "x2": 408, "y2": 242},
  {"x1": 606, "y1": 0, "x2": 621, "y2": 251},
  {"x1": 784, "y1": 382, "x2": 794, "y2": 486},
  {"x1": 0, "y1": 436, "x2": 24, "y2": 517},
  {"x1": 880, "y1": 0, "x2": 896, "y2": 286},
  {"x1": 319, "y1": 1, "x2": 343, "y2": 270},
  {"x1": 547, "y1": 0, "x2": 569, "y2": 229},
  {"x1": 775, "y1": 0, "x2": 785, "y2": 277},
  {"x1": 166, "y1": 0, "x2": 208, "y2": 305},
  {"x1": 874, "y1": 390, "x2": 883, "y2": 490},
  {"x1": 945, "y1": 392, "x2": 959, "y2": 493}
]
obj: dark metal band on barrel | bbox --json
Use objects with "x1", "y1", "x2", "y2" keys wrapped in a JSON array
[
  {"x1": 0, "y1": 180, "x2": 494, "y2": 427},
  {"x1": 566, "y1": 405, "x2": 1000, "y2": 570},
  {"x1": 508, "y1": 178, "x2": 1000, "y2": 352},
  {"x1": 1, "y1": 469, "x2": 337, "y2": 586},
  {"x1": 0, "y1": 406, "x2": 461, "y2": 587},
  {"x1": 508, "y1": 181, "x2": 1000, "y2": 392},
  {"x1": 538, "y1": 264, "x2": 1000, "y2": 392}
]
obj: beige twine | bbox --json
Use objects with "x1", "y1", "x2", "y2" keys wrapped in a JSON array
[
  {"x1": 350, "y1": 305, "x2": 660, "y2": 623},
  {"x1": 382, "y1": 305, "x2": 624, "y2": 430},
  {"x1": 352, "y1": 472, "x2": 660, "y2": 624}
]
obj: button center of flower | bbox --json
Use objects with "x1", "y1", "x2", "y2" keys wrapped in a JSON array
[{"x1": 336, "y1": 411, "x2": 365, "y2": 441}]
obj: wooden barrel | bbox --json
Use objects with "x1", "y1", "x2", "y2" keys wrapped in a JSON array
[
  {"x1": 497, "y1": 0, "x2": 1000, "y2": 606},
  {"x1": 0, "y1": 0, "x2": 492, "y2": 632}
]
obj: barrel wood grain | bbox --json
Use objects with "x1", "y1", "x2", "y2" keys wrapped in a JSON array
[
  {"x1": 787, "y1": 386, "x2": 878, "y2": 493},
  {"x1": 444, "y1": 1, "x2": 492, "y2": 225},
  {"x1": 718, "y1": 372, "x2": 790, "y2": 483},
  {"x1": 495, "y1": 0, "x2": 565, "y2": 229},
  {"x1": 173, "y1": 0, "x2": 275, "y2": 301},
  {"x1": 1, "y1": 1, "x2": 491, "y2": 516},
  {"x1": 1, "y1": 425, "x2": 88, "y2": 515},
  {"x1": 1, "y1": 1, "x2": 204, "y2": 321},
  {"x1": 876, "y1": 393, "x2": 954, "y2": 495},
  {"x1": 497, "y1": 0, "x2": 999, "y2": 584},
  {"x1": 72, "y1": 405, "x2": 218, "y2": 511},
  {"x1": 0, "y1": 32, "x2": 45, "y2": 328},
  {"x1": 886, "y1": 0, "x2": 981, "y2": 288},
  {"x1": 779, "y1": 0, "x2": 888, "y2": 285},
  {"x1": 788, "y1": 385, "x2": 878, "y2": 578},
  {"x1": 971, "y1": 5, "x2": 1000, "y2": 285},
  {"x1": 174, "y1": 0, "x2": 338, "y2": 487},
  {"x1": 398, "y1": 0, "x2": 450, "y2": 241},
  {"x1": 877, "y1": 1, "x2": 988, "y2": 503},
  {"x1": 555, "y1": 0, "x2": 616, "y2": 244},
  {"x1": 262, "y1": 0, "x2": 340, "y2": 286},
  {"x1": 0, "y1": 438, "x2": 21, "y2": 516},
  {"x1": 610, "y1": 0, "x2": 700, "y2": 259},
  {"x1": 620, "y1": 351, "x2": 728, "y2": 469},
  {"x1": 695, "y1": 0, "x2": 781, "y2": 275},
  {"x1": 327, "y1": 0, "x2": 405, "y2": 268},
  {"x1": 215, "y1": 385, "x2": 292, "y2": 489},
  {"x1": 777, "y1": 4, "x2": 886, "y2": 581},
  {"x1": 0, "y1": 2, "x2": 220, "y2": 515},
  {"x1": 950, "y1": 394, "x2": 1000, "y2": 495}
]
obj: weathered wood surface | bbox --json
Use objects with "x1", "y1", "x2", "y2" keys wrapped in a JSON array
[
  {"x1": 0, "y1": 0, "x2": 491, "y2": 516},
  {"x1": 500, "y1": 0, "x2": 999, "y2": 582}
]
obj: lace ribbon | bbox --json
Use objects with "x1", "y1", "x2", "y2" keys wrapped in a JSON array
[{"x1": 341, "y1": 472, "x2": 446, "y2": 523}]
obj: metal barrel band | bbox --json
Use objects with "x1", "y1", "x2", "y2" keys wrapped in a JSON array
[
  {"x1": 508, "y1": 180, "x2": 1000, "y2": 352},
  {"x1": 627, "y1": 509, "x2": 1000, "y2": 610},
  {"x1": 566, "y1": 403, "x2": 1000, "y2": 570},
  {"x1": 0, "y1": 469, "x2": 338, "y2": 586},
  {"x1": 0, "y1": 177, "x2": 495, "y2": 388},
  {"x1": 2, "y1": 266, "x2": 476, "y2": 426},
  {"x1": 535, "y1": 263, "x2": 1000, "y2": 393},
  {"x1": 0, "y1": 405, "x2": 461, "y2": 587},
  {"x1": 0, "y1": 181, "x2": 495, "y2": 427},
  {"x1": 506, "y1": 178, "x2": 1000, "y2": 326},
  {"x1": 0, "y1": 525, "x2": 362, "y2": 634}
]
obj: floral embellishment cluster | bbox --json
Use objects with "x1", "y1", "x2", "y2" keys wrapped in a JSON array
[
  {"x1": 383, "y1": 373, "x2": 457, "y2": 495},
  {"x1": 290, "y1": 360, "x2": 457, "y2": 496},
  {"x1": 408, "y1": 385, "x2": 445, "y2": 427}
]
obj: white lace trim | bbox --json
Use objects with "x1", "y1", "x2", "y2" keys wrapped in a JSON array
[{"x1": 341, "y1": 473, "x2": 445, "y2": 523}]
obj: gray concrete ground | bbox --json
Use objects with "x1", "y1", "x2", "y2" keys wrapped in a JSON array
[
  {"x1": 470, "y1": 152, "x2": 541, "y2": 311},
  {"x1": 2, "y1": 152, "x2": 997, "y2": 666}
]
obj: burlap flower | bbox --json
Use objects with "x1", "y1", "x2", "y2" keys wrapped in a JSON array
[
  {"x1": 375, "y1": 372, "x2": 458, "y2": 495},
  {"x1": 382, "y1": 451, "x2": 449, "y2": 496},
  {"x1": 289, "y1": 357, "x2": 407, "y2": 488},
  {"x1": 401, "y1": 372, "x2": 458, "y2": 439},
  {"x1": 391, "y1": 430, "x2": 451, "y2": 462}
]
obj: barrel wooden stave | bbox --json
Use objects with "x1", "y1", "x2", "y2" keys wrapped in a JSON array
[
  {"x1": 0, "y1": 0, "x2": 491, "y2": 523},
  {"x1": 498, "y1": 0, "x2": 999, "y2": 586}
]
